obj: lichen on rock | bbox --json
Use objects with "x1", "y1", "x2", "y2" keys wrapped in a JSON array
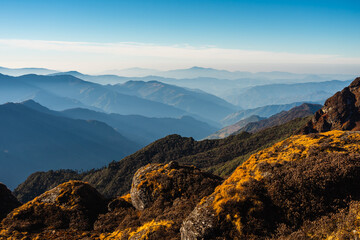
[
  {"x1": 1, "y1": 180, "x2": 107, "y2": 232},
  {"x1": 98, "y1": 161, "x2": 222, "y2": 239},
  {"x1": 181, "y1": 131, "x2": 360, "y2": 239}
]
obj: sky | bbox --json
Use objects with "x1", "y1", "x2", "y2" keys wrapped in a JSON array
[{"x1": 0, "y1": 0, "x2": 359, "y2": 74}]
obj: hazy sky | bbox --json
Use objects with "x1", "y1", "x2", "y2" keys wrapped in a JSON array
[{"x1": 0, "y1": 0, "x2": 359, "y2": 74}]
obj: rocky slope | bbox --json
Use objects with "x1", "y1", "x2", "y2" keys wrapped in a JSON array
[
  {"x1": 181, "y1": 130, "x2": 360, "y2": 239},
  {"x1": 4, "y1": 130, "x2": 360, "y2": 239},
  {"x1": 14, "y1": 116, "x2": 309, "y2": 203},
  {"x1": 302, "y1": 77, "x2": 360, "y2": 133},
  {"x1": 0, "y1": 163, "x2": 222, "y2": 239}
]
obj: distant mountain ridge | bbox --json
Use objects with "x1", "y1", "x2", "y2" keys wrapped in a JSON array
[
  {"x1": 109, "y1": 80, "x2": 238, "y2": 122},
  {"x1": 224, "y1": 80, "x2": 351, "y2": 108},
  {"x1": 234, "y1": 103, "x2": 322, "y2": 134},
  {"x1": 221, "y1": 102, "x2": 308, "y2": 126},
  {"x1": 0, "y1": 73, "x2": 236, "y2": 126},
  {"x1": 208, "y1": 103, "x2": 321, "y2": 139},
  {"x1": 0, "y1": 73, "x2": 187, "y2": 118},
  {"x1": 99, "y1": 66, "x2": 356, "y2": 81},
  {"x1": 20, "y1": 100, "x2": 217, "y2": 146},
  {"x1": 207, "y1": 115, "x2": 265, "y2": 139},
  {"x1": 47, "y1": 68, "x2": 356, "y2": 99},
  {"x1": 0, "y1": 101, "x2": 139, "y2": 189},
  {"x1": 0, "y1": 66, "x2": 58, "y2": 76}
]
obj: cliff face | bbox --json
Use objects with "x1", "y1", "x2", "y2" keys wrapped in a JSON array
[
  {"x1": 181, "y1": 131, "x2": 360, "y2": 239},
  {"x1": 302, "y1": 77, "x2": 360, "y2": 133}
]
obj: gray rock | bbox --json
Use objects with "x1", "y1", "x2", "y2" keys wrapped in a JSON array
[{"x1": 180, "y1": 195, "x2": 217, "y2": 240}]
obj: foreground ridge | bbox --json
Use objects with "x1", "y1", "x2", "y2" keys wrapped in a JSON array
[{"x1": 181, "y1": 130, "x2": 360, "y2": 239}]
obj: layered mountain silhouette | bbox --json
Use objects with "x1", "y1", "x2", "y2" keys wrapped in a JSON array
[
  {"x1": 0, "y1": 101, "x2": 139, "y2": 189},
  {"x1": 0, "y1": 66, "x2": 58, "y2": 76},
  {"x1": 60, "y1": 108, "x2": 216, "y2": 145},
  {"x1": 224, "y1": 80, "x2": 351, "y2": 108},
  {"x1": 4, "y1": 77, "x2": 360, "y2": 239},
  {"x1": 0, "y1": 73, "x2": 186, "y2": 118},
  {"x1": 49, "y1": 68, "x2": 355, "y2": 98},
  {"x1": 221, "y1": 101, "x2": 313, "y2": 126},
  {"x1": 233, "y1": 103, "x2": 322, "y2": 134},
  {"x1": 0, "y1": 73, "x2": 243, "y2": 126},
  {"x1": 206, "y1": 115, "x2": 265, "y2": 139},
  {"x1": 17, "y1": 100, "x2": 216, "y2": 146},
  {"x1": 103, "y1": 66, "x2": 355, "y2": 81},
  {"x1": 207, "y1": 103, "x2": 320, "y2": 139},
  {"x1": 109, "y1": 80, "x2": 238, "y2": 122}
]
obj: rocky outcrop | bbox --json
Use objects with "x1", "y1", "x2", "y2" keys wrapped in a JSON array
[
  {"x1": 0, "y1": 183, "x2": 21, "y2": 220},
  {"x1": 130, "y1": 161, "x2": 222, "y2": 211},
  {"x1": 302, "y1": 77, "x2": 360, "y2": 133},
  {"x1": 98, "y1": 162, "x2": 222, "y2": 239},
  {"x1": 1, "y1": 180, "x2": 107, "y2": 232},
  {"x1": 181, "y1": 131, "x2": 360, "y2": 239}
]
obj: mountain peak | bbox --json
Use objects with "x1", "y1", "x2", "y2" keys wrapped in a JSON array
[
  {"x1": 349, "y1": 77, "x2": 360, "y2": 88},
  {"x1": 301, "y1": 76, "x2": 360, "y2": 133}
]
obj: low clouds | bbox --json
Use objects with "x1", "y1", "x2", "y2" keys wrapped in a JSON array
[{"x1": 0, "y1": 39, "x2": 359, "y2": 74}]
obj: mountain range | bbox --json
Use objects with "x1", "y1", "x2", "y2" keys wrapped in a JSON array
[
  {"x1": 2, "y1": 70, "x2": 360, "y2": 239},
  {"x1": 233, "y1": 103, "x2": 322, "y2": 134},
  {"x1": 221, "y1": 101, "x2": 308, "y2": 126},
  {"x1": 0, "y1": 101, "x2": 139, "y2": 189},
  {"x1": 59, "y1": 107, "x2": 217, "y2": 146},
  {"x1": 49, "y1": 68, "x2": 356, "y2": 98},
  {"x1": 223, "y1": 80, "x2": 352, "y2": 108},
  {"x1": 206, "y1": 115, "x2": 265, "y2": 139},
  {"x1": 0, "y1": 73, "x2": 245, "y2": 126},
  {"x1": 108, "y1": 80, "x2": 238, "y2": 122},
  {"x1": 102, "y1": 66, "x2": 356, "y2": 81},
  {"x1": 0, "y1": 66, "x2": 58, "y2": 76}
]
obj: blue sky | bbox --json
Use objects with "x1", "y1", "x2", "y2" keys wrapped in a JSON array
[{"x1": 0, "y1": 0, "x2": 359, "y2": 73}]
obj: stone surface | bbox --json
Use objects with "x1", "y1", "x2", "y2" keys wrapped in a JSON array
[
  {"x1": 302, "y1": 77, "x2": 360, "y2": 133},
  {"x1": 180, "y1": 131, "x2": 360, "y2": 239},
  {"x1": 1, "y1": 180, "x2": 107, "y2": 232},
  {"x1": 98, "y1": 161, "x2": 222, "y2": 239}
]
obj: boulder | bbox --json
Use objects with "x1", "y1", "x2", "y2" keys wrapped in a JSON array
[
  {"x1": 2, "y1": 180, "x2": 106, "y2": 232},
  {"x1": 98, "y1": 161, "x2": 222, "y2": 239}
]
